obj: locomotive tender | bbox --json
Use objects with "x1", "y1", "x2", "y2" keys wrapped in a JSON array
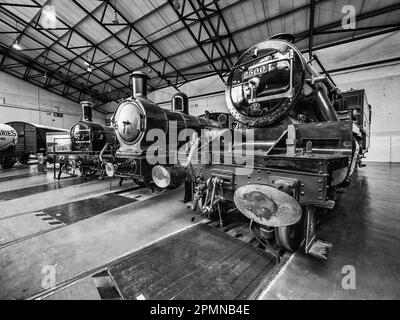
[{"x1": 160, "y1": 35, "x2": 371, "y2": 259}]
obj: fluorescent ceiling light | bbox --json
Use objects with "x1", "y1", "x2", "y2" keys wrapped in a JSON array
[{"x1": 41, "y1": 5, "x2": 57, "y2": 29}]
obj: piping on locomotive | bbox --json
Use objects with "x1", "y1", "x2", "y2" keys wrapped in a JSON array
[
  {"x1": 161, "y1": 34, "x2": 371, "y2": 260},
  {"x1": 100, "y1": 71, "x2": 225, "y2": 187}
]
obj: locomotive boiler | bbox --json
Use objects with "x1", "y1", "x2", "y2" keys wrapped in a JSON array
[
  {"x1": 177, "y1": 35, "x2": 371, "y2": 259},
  {"x1": 102, "y1": 71, "x2": 221, "y2": 187}
]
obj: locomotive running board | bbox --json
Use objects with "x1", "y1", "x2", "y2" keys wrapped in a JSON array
[{"x1": 305, "y1": 206, "x2": 332, "y2": 260}]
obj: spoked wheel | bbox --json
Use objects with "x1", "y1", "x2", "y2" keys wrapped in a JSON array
[
  {"x1": 0, "y1": 157, "x2": 16, "y2": 169},
  {"x1": 275, "y1": 207, "x2": 307, "y2": 252}
]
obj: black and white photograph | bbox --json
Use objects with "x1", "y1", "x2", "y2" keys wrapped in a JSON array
[{"x1": 0, "y1": 0, "x2": 399, "y2": 307}]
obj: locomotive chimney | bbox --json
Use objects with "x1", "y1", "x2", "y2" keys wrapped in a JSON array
[
  {"x1": 80, "y1": 101, "x2": 94, "y2": 122},
  {"x1": 269, "y1": 33, "x2": 295, "y2": 43},
  {"x1": 171, "y1": 92, "x2": 189, "y2": 114},
  {"x1": 131, "y1": 71, "x2": 149, "y2": 99}
]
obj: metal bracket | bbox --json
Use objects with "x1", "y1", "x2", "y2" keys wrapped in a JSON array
[
  {"x1": 202, "y1": 177, "x2": 225, "y2": 227},
  {"x1": 211, "y1": 169, "x2": 234, "y2": 191},
  {"x1": 271, "y1": 177, "x2": 298, "y2": 198},
  {"x1": 305, "y1": 205, "x2": 332, "y2": 260},
  {"x1": 286, "y1": 125, "x2": 296, "y2": 156}
]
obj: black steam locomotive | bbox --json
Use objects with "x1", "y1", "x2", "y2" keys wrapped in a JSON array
[
  {"x1": 49, "y1": 101, "x2": 118, "y2": 179},
  {"x1": 101, "y1": 72, "x2": 222, "y2": 187},
  {"x1": 151, "y1": 35, "x2": 370, "y2": 259}
]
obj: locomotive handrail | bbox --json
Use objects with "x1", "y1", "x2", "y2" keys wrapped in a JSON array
[
  {"x1": 99, "y1": 142, "x2": 110, "y2": 164},
  {"x1": 311, "y1": 54, "x2": 338, "y2": 91},
  {"x1": 48, "y1": 151, "x2": 102, "y2": 155},
  {"x1": 228, "y1": 49, "x2": 295, "y2": 107},
  {"x1": 243, "y1": 54, "x2": 292, "y2": 79},
  {"x1": 230, "y1": 49, "x2": 279, "y2": 71},
  {"x1": 247, "y1": 52, "x2": 294, "y2": 104}
]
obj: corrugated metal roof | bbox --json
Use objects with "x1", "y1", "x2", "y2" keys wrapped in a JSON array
[{"x1": 0, "y1": 0, "x2": 399, "y2": 110}]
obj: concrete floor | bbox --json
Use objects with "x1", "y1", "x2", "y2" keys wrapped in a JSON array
[
  {"x1": 0, "y1": 173, "x2": 130, "y2": 218},
  {"x1": 260, "y1": 163, "x2": 400, "y2": 300},
  {"x1": 1, "y1": 163, "x2": 399, "y2": 300},
  {"x1": 0, "y1": 168, "x2": 202, "y2": 299},
  {"x1": 0, "y1": 163, "x2": 39, "y2": 179},
  {"x1": 0, "y1": 172, "x2": 55, "y2": 193}
]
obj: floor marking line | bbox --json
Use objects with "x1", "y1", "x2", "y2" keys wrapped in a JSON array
[{"x1": 0, "y1": 225, "x2": 64, "y2": 250}]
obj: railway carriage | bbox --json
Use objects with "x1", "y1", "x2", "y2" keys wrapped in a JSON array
[{"x1": 0, "y1": 122, "x2": 67, "y2": 169}]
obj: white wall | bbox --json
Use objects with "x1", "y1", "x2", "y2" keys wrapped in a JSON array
[
  {"x1": 0, "y1": 71, "x2": 105, "y2": 129},
  {"x1": 333, "y1": 64, "x2": 400, "y2": 163},
  {"x1": 315, "y1": 31, "x2": 400, "y2": 163}
]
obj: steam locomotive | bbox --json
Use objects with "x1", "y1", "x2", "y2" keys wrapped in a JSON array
[
  {"x1": 152, "y1": 35, "x2": 371, "y2": 259},
  {"x1": 49, "y1": 101, "x2": 118, "y2": 178},
  {"x1": 101, "y1": 72, "x2": 222, "y2": 187}
]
